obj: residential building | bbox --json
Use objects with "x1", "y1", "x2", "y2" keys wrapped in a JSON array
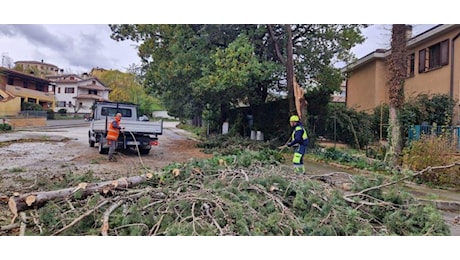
[
  {"x1": 344, "y1": 24, "x2": 460, "y2": 124},
  {"x1": 14, "y1": 60, "x2": 61, "y2": 78},
  {"x1": 47, "y1": 73, "x2": 111, "y2": 114},
  {"x1": 0, "y1": 67, "x2": 55, "y2": 116}
]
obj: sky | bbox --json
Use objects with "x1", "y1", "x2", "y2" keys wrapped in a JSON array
[
  {"x1": 0, "y1": 24, "x2": 139, "y2": 74},
  {"x1": 0, "y1": 1, "x2": 451, "y2": 75},
  {"x1": 0, "y1": 24, "x2": 439, "y2": 75}
]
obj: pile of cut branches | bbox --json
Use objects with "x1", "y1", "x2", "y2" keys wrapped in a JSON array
[{"x1": 0, "y1": 149, "x2": 450, "y2": 236}]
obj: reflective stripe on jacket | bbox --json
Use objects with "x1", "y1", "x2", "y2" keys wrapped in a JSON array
[
  {"x1": 107, "y1": 119, "x2": 121, "y2": 141},
  {"x1": 289, "y1": 123, "x2": 308, "y2": 146}
]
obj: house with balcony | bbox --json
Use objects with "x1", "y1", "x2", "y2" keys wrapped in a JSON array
[
  {"x1": 344, "y1": 24, "x2": 460, "y2": 124},
  {"x1": 0, "y1": 67, "x2": 55, "y2": 116},
  {"x1": 47, "y1": 73, "x2": 111, "y2": 114}
]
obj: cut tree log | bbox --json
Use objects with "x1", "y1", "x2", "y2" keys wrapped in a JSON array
[{"x1": 8, "y1": 174, "x2": 153, "y2": 222}]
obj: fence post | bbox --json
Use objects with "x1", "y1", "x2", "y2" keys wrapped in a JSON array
[
  {"x1": 457, "y1": 127, "x2": 460, "y2": 151},
  {"x1": 408, "y1": 125, "x2": 421, "y2": 144}
]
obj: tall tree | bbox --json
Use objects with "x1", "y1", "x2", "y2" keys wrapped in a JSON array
[
  {"x1": 92, "y1": 69, "x2": 163, "y2": 115},
  {"x1": 267, "y1": 24, "x2": 366, "y2": 121},
  {"x1": 109, "y1": 24, "x2": 366, "y2": 129},
  {"x1": 386, "y1": 24, "x2": 408, "y2": 167}
]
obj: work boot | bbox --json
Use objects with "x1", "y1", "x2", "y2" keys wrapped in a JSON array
[
  {"x1": 294, "y1": 165, "x2": 305, "y2": 174},
  {"x1": 108, "y1": 157, "x2": 117, "y2": 162}
]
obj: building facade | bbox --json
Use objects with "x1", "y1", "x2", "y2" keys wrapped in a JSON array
[
  {"x1": 345, "y1": 24, "x2": 460, "y2": 124},
  {"x1": 0, "y1": 67, "x2": 55, "y2": 116},
  {"x1": 47, "y1": 73, "x2": 111, "y2": 114},
  {"x1": 14, "y1": 60, "x2": 61, "y2": 77}
]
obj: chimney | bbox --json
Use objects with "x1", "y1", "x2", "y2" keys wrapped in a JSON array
[{"x1": 405, "y1": 25, "x2": 413, "y2": 40}]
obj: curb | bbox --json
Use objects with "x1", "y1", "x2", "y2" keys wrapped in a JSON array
[{"x1": 418, "y1": 199, "x2": 460, "y2": 212}]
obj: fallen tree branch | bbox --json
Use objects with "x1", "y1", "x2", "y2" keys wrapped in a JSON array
[
  {"x1": 19, "y1": 212, "x2": 27, "y2": 236},
  {"x1": 52, "y1": 199, "x2": 109, "y2": 236},
  {"x1": 343, "y1": 162, "x2": 460, "y2": 205},
  {"x1": 8, "y1": 174, "x2": 151, "y2": 217},
  {"x1": 1, "y1": 222, "x2": 20, "y2": 232},
  {"x1": 101, "y1": 197, "x2": 125, "y2": 236}
]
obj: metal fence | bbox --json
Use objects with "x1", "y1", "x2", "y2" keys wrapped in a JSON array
[
  {"x1": 18, "y1": 111, "x2": 47, "y2": 118},
  {"x1": 408, "y1": 125, "x2": 460, "y2": 150}
]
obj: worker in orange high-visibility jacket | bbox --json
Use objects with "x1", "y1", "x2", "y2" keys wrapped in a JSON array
[
  {"x1": 107, "y1": 113, "x2": 123, "y2": 161},
  {"x1": 287, "y1": 115, "x2": 309, "y2": 174}
]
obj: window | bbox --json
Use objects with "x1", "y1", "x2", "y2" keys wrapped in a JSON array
[
  {"x1": 57, "y1": 87, "x2": 61, "y2": 94},
  {"x1": 7, "y1": 77, "x2": 13, "y2": 85},
  {"x1": 419, "y1": 39, "x2": 449, "y2": 73},
  {"x1": 101, "y1": 107, "x2": 132, "y2": 117},
  {"x1": 57, "y1": 101, "x2": 66, "y2": 107},
  {"x1": 65, "y1": 87, "x2": 75, "y2": 93},
  {"x1": 89, "y1": 90, "x2": 98, "y2": 95},
  {"x1": 23, "y1": 81, "x2": 28, "y2": 88},
  {"x1": 408, "y1": 53, "x2": 415, "y2": 77}
]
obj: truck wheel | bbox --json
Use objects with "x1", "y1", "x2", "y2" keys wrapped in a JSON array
[
  {"x1": 139, "y1": 148, "x2": 150, "y2": 155},
  {"x1": 89, "y1": 140, "x2": 95, "y2": 147},
  {"x1": 99, "y1": 138, "x2": 109, "y2": 154}
]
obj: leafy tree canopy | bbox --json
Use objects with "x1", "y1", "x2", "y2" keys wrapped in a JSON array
[
  {"x1": 109, "y1": 24, "x2": 366, "y2": 124},
  {"x1": 92, "y1": 69, "x2": 164, "y2": 115}
]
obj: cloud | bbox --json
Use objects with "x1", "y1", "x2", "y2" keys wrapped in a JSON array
[
  {"x1": 0, "y1": 24, "x2": 139, "y2": 73},
  {"x1": 0, "y1": 24, "x2": 70, "y2": 51}
]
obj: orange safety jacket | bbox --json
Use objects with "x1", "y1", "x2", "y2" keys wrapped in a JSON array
[{"x1": 107, "y1": 118, "x2": 121, "y2": 141}]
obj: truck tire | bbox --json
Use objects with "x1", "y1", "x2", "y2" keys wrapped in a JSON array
[
  {"x1": 98, "y1": 137, "x2": 109, "y2": 154},
  {"x1": 88, "y1": 131, "x2": 95, "y2": 147},
  {"x1": 139, "y1": 148, "x2": 150, "y2": 155}
]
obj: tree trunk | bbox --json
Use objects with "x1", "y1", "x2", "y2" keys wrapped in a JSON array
[
  {"x1": 8, "y1": 175, "x2": 151, "y2": 218},
  {"x1": 267, "y1": 24, "x2": 297, "y2": 116},
  {"x1": 293, "y1": 77, "x2": 307, "y2": 123},
  {"x1": 285, "y1": 24, "x2": 296, "y2": 115},
  {"x1": 386, "y1": 24, "x2": 408, "y2": 167},
  {"x1": 389, "y1": 106, "x2": 401, "y2": 165}
]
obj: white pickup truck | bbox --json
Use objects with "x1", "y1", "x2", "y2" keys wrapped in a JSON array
[{"x1": 88, "y1": 101, "x2": 163, "y2": 155}]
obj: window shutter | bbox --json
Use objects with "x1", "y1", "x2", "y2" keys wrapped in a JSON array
[
  {"x1": 419, "y1": 49, "x2": 426, "y2": 73},
  {"x1": 440, "y1": 40, "x2": 449, "y2": 66}
]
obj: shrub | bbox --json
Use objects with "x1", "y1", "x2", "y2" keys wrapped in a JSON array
[
  {"x1": 21, "y1": 101, "x2": 43, "y2": 111},
  {"x1": 324, "y1": 103, "x2": 373, "y2": 149},
  {"x1": 58, "y1": 109, "x2": 67, "y2": 116},
  {"x1": 46, "y1": 109, "x2": 55, "y2": 119},
  {"x1": 0, "y1": 123, "x2": 12, "y2": 131},
  {"x1": 402, "y1": 134, "x2": 460, "y2": 188}
]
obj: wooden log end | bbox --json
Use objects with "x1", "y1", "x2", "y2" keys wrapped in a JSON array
[{"x1": 25, "y1": 195, "x2": 36, "y2": 206}]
